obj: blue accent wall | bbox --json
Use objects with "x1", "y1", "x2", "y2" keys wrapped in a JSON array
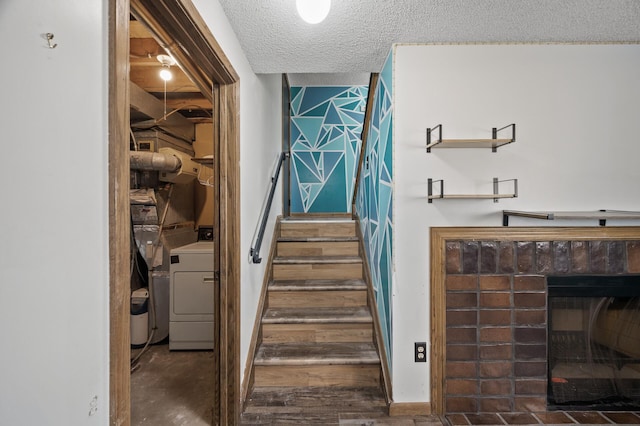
[
  {"x1": 290, "y1": 86, "x2": 369, "y2": 213},
  {"x1": 356, "y1": 52, "x2": 394, "y2": 369}
]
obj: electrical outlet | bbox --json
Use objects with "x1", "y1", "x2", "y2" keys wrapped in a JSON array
[{"x1": 415, "y1": 342, "x2": 427, "y2": 362}]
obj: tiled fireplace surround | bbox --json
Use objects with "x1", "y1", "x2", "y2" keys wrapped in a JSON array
[{"x1": 435, "y1": 229, "x2": 640, "y2": 416}]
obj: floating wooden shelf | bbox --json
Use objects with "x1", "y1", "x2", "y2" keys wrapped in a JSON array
[
  {"x1": 502, "y1": 209, "x2": 640, "y2": 226},
  {"x1": 428, "y1": 178, "x2": 518, "y2": 203},
  {"x1": 426, "y1": 123, "x2": 516, "y2": 153}
]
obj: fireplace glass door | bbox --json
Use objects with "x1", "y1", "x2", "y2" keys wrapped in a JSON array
[{"x1": 548, "y1": 276, "x2": 640, "y2": 410}]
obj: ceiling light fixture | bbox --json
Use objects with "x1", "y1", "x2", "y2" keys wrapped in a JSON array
[
  {"x1": 159, "y1": 68, "x2": 173, "y2": 82},
  {"x1": 156, "y1": 54, "x2": 177, "y2": 118},
  {"x1": 296, "y1": 0, "x2": 331, "y2": 24},
  {"x1": 157, "y1": 54, "x2": 176, "y2": 81}
]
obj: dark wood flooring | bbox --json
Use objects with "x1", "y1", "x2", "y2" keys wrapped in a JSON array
[{"x1": 240, "y1": 386, "x2": 442, "y2": 425}]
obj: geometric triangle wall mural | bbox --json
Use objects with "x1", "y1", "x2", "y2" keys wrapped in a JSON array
[
  {"x1": 290, "y1": 86, "x2": 369, "y2": 213},
  {"x1": 355, "y1": 52, "x2": 394, "y2": 371}
]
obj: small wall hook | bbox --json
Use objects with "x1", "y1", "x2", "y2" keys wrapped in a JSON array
[{"x1": 46, "y1": 33, "x2": 57, "y2": 49}]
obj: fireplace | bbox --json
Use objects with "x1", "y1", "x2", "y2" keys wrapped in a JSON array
[
  {"x1": 547, "y1": 275, "x2": 640, "y2": 410},
  {"x1": 430, "y1": 227, "x2": 640, "y2": 415}
]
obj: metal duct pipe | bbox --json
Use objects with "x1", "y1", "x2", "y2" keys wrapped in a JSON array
[{"x1": 130, "y1": 151, "x2": 181, "y2": 172}]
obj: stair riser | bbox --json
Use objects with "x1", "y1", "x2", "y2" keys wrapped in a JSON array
[
  {"x1": 254, "y1": 365, "x2": 381, "y2": 387},
  {"x1": 268, "y1": 290, "x2": 366, "y2": 308},
  {"x1": 277, "y1": 241, "x2": 359, "y2": 257},
  {"x1": 280, "y1": 222, "x2": 356, "y2": 238},
  {"x1": 262, "y1": 323, "x2": 373, "y2": 344},
  {"x1": 272, "y1": 263, "x2": 362, "y2": 280}
]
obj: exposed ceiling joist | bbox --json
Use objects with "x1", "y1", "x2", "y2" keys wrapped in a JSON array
[
  {"x1": 130, "y1": 82, "x2": 195, "y2": 142},
  {"x1": 129, "y1": 17, "x2": 212, "y2": 127}
]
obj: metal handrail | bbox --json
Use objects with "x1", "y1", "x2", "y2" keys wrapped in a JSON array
[{"x1": 250, "y1": 152, "x2": 289, "y2": 263}]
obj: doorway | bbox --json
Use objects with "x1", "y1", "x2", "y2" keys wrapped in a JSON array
[{"x1": 108, "y1": 0, "x2": 241, "y2": 424}]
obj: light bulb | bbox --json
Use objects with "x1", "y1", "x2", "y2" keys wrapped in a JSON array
[
  {"x1": 159, "y1": 68, "x2": 173, "y2": 82},
  {"x1": 296, "y1": 0, "x2": 331, "y2": 24}
]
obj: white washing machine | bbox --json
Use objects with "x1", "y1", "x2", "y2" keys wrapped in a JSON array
[{"x1": 169, "y1": 240, "x2": 214, "y2": 350}]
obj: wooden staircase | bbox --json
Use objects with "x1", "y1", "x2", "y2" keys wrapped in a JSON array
[{"x1": 242, "y1": 217, "x2": 388, "y2": 423}]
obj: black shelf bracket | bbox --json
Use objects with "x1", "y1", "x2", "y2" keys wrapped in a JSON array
[
  {"x1": 427, "y1": 178, "x2": 443, "y2": 203},
  {"x1": 426, "y1": 124, "x2": 442, "y2": 153},
  {"x1": 492, "y1": 123, "x2": 516, "y2": 152}
]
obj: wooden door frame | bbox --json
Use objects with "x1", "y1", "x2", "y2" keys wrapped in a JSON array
[{"x1": 109, "y1": 0, "x2": 241, "y2": 424}]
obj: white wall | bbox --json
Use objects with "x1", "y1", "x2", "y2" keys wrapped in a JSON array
[
  {"x1": 191, "y1": 0, "x2": 283, "y2": 387},
  {"x1": 392, "y1": 44, "x2": 640, "y2": 402},
  {"x1": 0, "y1": 0, "x2": 281, "y2": 423},
  {"x1": 0, "y1": 0, "x2": 109, "y2": 424}
]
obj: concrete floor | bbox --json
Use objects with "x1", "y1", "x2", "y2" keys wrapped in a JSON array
[{"x1": 130, "y1": 343, "x2": 214, "y2": 426}]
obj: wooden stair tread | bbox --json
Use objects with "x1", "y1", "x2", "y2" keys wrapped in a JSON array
[
  {"x1": 280, "y1": 218, "x2": 353, "y2": 223},
  {"x1": 243, "y1": 386, "x2": 387, "y2": 414},
  {"x1": 277, "y1": 236, "x2": 358, "y2": 242},
  {"x1": 273, "y1": 256, "x2": 362, "y2": 264},
  {"x1": 269, "y1": 279, "x2": 366, "y2": 291},
  {"x1": 255, "y1": 342, "x2": 380, "y2": 365},
  {"x1": 240, "y1": 413, "x2": 387, "y2": 424},
  {"x1": 263, "y1": 307, "x2": 372, "y2": 324},
  {"x1": 246, "y1": 215, "x2": 385, "y2": 398}
]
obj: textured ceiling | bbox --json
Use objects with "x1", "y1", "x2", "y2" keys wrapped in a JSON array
[{"x1": 217, "y1": 0, "x2": 640, "y2": 75}]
